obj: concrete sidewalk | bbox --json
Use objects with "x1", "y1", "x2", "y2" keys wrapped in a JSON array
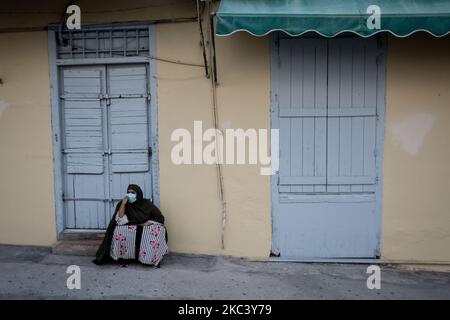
[{"x1": 0, "y1": 245, "x2": 449, "y2": 300}]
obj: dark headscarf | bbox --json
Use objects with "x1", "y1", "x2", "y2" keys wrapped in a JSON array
[
  {"x1": 93, "y1": 184, "x2": 166, "y2": 265},
  {"x1": 122, "y1": 184, "x2": 165, "y2": 225}
]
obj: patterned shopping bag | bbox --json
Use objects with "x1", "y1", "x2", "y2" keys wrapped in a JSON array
[
  {"x1": 138, "y1": 222, "x2": 169, "y2": 266},
  {"x1": 110, "y1": 225, "x2": 137, "y2": 260}
]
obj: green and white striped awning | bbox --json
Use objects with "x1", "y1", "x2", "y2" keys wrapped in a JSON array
[{"x1": 215, "y1": 0, "x2": 450, "y2": 37}]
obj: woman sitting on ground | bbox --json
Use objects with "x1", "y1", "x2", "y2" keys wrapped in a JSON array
[{"x1": 93, "y1": 184, "x2": 168, "y2": 267}]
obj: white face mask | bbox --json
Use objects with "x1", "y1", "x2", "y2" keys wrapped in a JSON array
[{"x1": 127, "y1": 193, "x2": 137, "y2": 203}]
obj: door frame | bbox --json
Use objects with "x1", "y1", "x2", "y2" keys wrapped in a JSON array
[
  {"x1": 270, "y1": 32, "x2": 387, "y2": 260},
  {"x1": 48, "y1": 23, "x2": 160, "y2": 238}
]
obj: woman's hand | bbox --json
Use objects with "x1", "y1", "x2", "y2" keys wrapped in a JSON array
[
  {"x1": 117, "y1": 196, "x2": 128, "y2": 218},
  {"x1": 142, "y1": 220, "x2": 154, "y2": 227}
]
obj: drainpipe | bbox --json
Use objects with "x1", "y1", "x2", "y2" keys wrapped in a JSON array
[
  {"x1": 205, "y1": 2, "x2": 226, "y2": 250},
  {"x1": 209, "y1": 12, "x2": 218, "y2": 85},
  {"x1": 196, "y1": 0, "x2": 210, "y2": 78}
]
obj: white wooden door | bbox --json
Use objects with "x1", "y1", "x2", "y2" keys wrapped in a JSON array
[
  {"x1": 272, "y1": 36, "x2": 385, "y2": 258},
  {"x1": 60, "y1": 64, "x2": 152, "y2": 229}
]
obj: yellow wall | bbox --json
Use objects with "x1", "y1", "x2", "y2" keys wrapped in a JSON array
[
  {"x1": 1, "y1": 1, "x2": 449, "y2": 265},
  {"x1": 382, "y1": 34, "x2": 450, "y2": 264},
  {"x1": 0, "y1": 0, "x2": 272, "y2": 257},
  {"x1": 215, "y1": 34, "x2": 271, "y2": 257},
  {"x1": 0, "y1": 0, "x2": 195, "y2": 30},
  {"x1": 0, "y1": 32, "x2": 56, "y2": 245},
  {"x1": 157, "y1": 23, "x2": 271, "y2": 257}
]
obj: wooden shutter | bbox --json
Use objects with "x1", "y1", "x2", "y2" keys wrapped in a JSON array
[
  {"x1": 278, "y1": 38, "x2": 328, "y2": 193},
  {"x1": 326, "y1": 38, "x2": 378, "y2": 193}
]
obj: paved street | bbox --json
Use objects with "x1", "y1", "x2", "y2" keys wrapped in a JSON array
[{"x1": 0, "y1": 245, "x2": 449, "y2": 299}]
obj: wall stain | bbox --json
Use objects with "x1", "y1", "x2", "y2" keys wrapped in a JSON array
[
  {"x1": 0, "y1": 101, "x2": 9, "y2": 118},
  {"x1": 390, "y1": 112, "x2": 436, "y2": 156}
]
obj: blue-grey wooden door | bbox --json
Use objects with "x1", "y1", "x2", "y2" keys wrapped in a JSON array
[
  {"x1": 60, "y1": 64, "x2": 152, "y2": 229},
  {"x1": 272, "y1": 36, "x2": 385, "y2": 258}
]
